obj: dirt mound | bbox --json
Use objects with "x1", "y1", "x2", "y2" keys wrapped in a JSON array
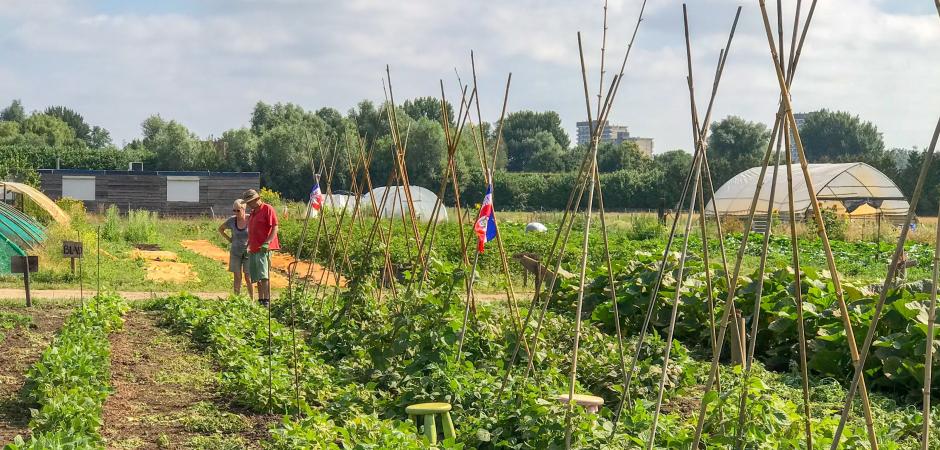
[
  {"x1": 131, "y1": 249, "x2": 180, "y2": 261},
  {"x1": 179, "y1": 240, "x2": 289, "y2": 288},
  {"x1": 145, "y1": 261, "x2": 199, "y2": 284}
]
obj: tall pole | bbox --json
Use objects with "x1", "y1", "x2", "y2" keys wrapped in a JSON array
[{"x1": 922, "y1": 200, "x2": 940, "y2": 450}]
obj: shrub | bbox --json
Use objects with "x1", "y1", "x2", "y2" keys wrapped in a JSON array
[
  {"x1": 124, "y1": 209, "x2": 157, "y2": 243},
  {"x1": 260, "y1": 187, "x2": 283, "y2": 208},
  {"x1": 101, "y1": 205, "x2": 122, "y2": 241},
  {"x1": 55, "y1": 197, "x2": 87, "y2": 225},
  {"x1": 626, "y1": 215, "x2": 663, "y2": 240}
]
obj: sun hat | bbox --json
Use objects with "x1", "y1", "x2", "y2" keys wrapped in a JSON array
[{"x1": 241, "y1": 189, "x2": 260, "y2": 203}]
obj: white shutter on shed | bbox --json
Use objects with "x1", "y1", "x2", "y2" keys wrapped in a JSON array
[{"x1": 166, "y1": 176, "x2": 200, "y2": 203}]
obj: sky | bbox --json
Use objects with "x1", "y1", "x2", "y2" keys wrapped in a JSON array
[{"x1": 0, "y1": 0, "x2": 937, "y2": 154}]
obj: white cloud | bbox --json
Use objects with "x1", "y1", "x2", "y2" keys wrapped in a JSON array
[{"x1": 0, "y1": 0, "x2": 936, "y2": 154}]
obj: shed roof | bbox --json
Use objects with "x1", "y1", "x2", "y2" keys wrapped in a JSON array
[{"x1": 39, "y1": 169, "x2": 260, "y2": 178}]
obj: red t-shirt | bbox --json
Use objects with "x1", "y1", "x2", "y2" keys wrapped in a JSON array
[{"x1": 248, "y1": 203, "x2": 280, "y2": 253}]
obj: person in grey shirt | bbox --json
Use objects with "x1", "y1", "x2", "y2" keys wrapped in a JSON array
[{"x1": 218, "y1": 199, "x2": 252, "y2": 299}]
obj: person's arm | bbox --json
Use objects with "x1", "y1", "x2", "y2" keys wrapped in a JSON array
[
  {"x1": 262, "y1": 224, "x2": 278, "y2": 250},
  {"x1": 217, "y1": 221, "x2": 232, "y2": 243}
]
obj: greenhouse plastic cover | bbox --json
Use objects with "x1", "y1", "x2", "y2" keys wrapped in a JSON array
[
  {"x1": 705, "y1": 163, "x2": 909, "y2": 219},
  {"x1": 0, "y1": 201, "x2": 46, "y2": 274},
  {"x1": 361, "y1": 185, "x2": 448, "y2": 222}
]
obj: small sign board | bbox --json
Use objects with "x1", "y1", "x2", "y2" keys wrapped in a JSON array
[
  {"x1": 10, "y1": 255, "x2": 38, "y2": 274},
  {"x1": 63, "y1": 240, "x2": 84, "y2": 258}
]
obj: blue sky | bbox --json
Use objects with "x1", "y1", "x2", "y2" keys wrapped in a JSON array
[{"x1": 0, "y1": 0, "x2": 937, "y2": 154}]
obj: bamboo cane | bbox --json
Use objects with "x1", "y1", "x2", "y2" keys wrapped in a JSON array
[
  {"x1": 756, "y1": 3, "x2": 880, "y2": 448},
  {"x1": 619, "y1": 5, "x2": 740, "y2": 421},
  {"x1": 563, "y1": 126, "x2": 599, "y2": 450},
  {"x1": 465, "y1": 56, "x2": 530, "y2": 356},
  {"x1": 923, "y1": 200, "x2": 940, "y2": 450},
  {"x1": 456, "y1": 250, "x2": 481, "y2": 361},
  {"x1": 647, "y1": 100, "x2": 706, "y2": 450},
  {"x1": 690, "y1": 2, "x2": 820, "y2": 446},
  {"x1": 831, "y1": 114, "x2": 940, "y2": 448},
  {"x1": 501, "y1": 0, "x2": 649, "y2": 413},
  {"x1": 734, "y1": 121, "x2": 785, "y2": 448}
]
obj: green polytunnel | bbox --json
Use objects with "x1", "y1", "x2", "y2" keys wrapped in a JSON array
[{"x1": 0, "y1": 201, "x2": 46, "y2": 274}]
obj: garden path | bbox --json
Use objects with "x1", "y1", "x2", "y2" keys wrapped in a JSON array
[{"x1": 101, "y1": 310, "x2": 272, "y2": 449}]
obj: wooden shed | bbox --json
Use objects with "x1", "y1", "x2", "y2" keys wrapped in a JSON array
[{"x1": 38, "y1": 169, "x2": 260, "y2": 217}]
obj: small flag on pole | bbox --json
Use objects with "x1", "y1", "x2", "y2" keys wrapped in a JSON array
[
  {"x1": 474, "y1": 185, "x2": 497, "y2": 253},
  {"x1": 310, "y1": 183, "x2": 324, "y2": 211}
]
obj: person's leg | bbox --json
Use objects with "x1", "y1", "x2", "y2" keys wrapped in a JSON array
[
  {"x1": 233, "y1": 271, "x2": 242, "y2": 295},
  {"x1": 243, "y1": 269, "x2": 254, "y2": 299},
  {"x1": 260, "y1": 279, "x2": 270, "y2": 302}
]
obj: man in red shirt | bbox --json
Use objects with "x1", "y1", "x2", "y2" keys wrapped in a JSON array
[{"x1": 242, "y1": 189, "x2": 280, "y2": 307}]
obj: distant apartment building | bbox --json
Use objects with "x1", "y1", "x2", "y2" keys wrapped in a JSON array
[
  {"x1": 789, "y1": 113, "x2": 808, "y2": 161},
  {"x1": 575, "y1": 120, "x2": 654, "y2": 157}
]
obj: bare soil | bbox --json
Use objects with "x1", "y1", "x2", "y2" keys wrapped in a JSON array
[
  {"x1": 0, "y1": 305, "x2": 70, "y2": 442},
  {"x1": 101, "y1": 310, "x2": 273, "y2": 449}
]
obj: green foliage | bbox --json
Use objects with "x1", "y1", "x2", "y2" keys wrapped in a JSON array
[
  {"x1": 807, "y1": 208, "x2": 848, "y2": 241},
  {"x1": 259, "y1": 187, "x2": 283, "y2": 208},
  {"x1": 102, "y1": 205, "x2": 122, "y2": 241},
  {"x1": 596, "y1": 141, "x2": 652, "y2": 173},
  {"x1": 800, "y1": 109, "x2": 886, "y2": 164},
  {"x1": 501, "y1": 110, "x2": 571, "y2": 171},
  {"x1": 6, "y1": 294, "x2": 127, "y2": 448},
  {"x1": 581, "y1": 252, "x2": 940, "y2": 400},
  {"x1": 44, "y1": 106, "x2": 91, "y2": 143},
  {"x1": 0, "y1": 311, "x2": 32, "y2": 343},
  {"x1": 124, "y1": 209, "x2": 158, "y2": 243},
  {"x1": 708, "y1": 116, "x2": 771, "y2": 186},
  {"x1": 0, "y1": 99, "x2": 26, "y2": 123},
  {"x1": 22, "y1": 114, "x2": 76, "y2": 147}
]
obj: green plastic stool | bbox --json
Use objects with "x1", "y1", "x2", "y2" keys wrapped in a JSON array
[{"x1": 406, "y1": 402, "x2": 456, "y2": 445}]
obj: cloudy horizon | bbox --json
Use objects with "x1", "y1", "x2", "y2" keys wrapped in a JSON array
[{"x1": 1, "y1": 0, "x2": 937, "y2": 154}]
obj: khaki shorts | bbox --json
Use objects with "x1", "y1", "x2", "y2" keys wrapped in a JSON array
[
  {"x1": 229, "y1": 250, "x2": 248, "y2": 274},
  {"x1": 248, "y1": 250, "x2": 271, "y2": 283}
]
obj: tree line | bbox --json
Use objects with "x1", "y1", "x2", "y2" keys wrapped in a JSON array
[{"x1": 0, "y1": 98, "x2": 936, "y2": 215}]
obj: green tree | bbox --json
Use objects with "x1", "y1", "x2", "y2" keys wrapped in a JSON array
[
  {"x1": 250, "y1": 101, "x2": 318, "y2": 136},
  {"x1": 597, "y1": 140, "x2": 652, "y2": 173},
  {"x1": 347, "y1": 100, "x2": 388, "y2": 148},
  {"x1": 799, "y1": 109, "x2": 885, "y2": 163},
  {"x1": 654, "y1": 150, "x2": 693, "y2": 208},
  {"x1": 898, "y1": 149, "x2": 939, "y2": 216},
  {"x1": 256, "y1": 122, "x2": 325, "y2": 199},
  {"x1": 0, "y1": 121, "x2": 21, "y2": 142},
  {"x1": 88, "y1": 126, "x2": 113, "y2": 148},
  {"x1": 520, "y1": 131, "x2": 566, "y2": 172},
  {"x1": 708, "y1": 116, "x2": 771, "y2": 186},
  {"x1": 44, "y1": 106, "x2": 91, "y2": 143},
  {"x1": 140, "y1": 115, "x2": 199, "y2": 171},
  {"x1": 22, "y1": 114, "x2": 76, "y2": 147},
  {"x1": 500, "y1": 110, "x2": 570, "y2": 171},
  {"x1": 402, "y1": 97, "x2": 454, "y2": 128},
  {"x1": 220, "y1": 128, "x2": 258, "y2": 172},
  {"x1": 0, "y1": 100, "x2": 26, "y2": 123}
]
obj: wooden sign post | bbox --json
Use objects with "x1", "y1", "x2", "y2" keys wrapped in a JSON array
[
  {"x1": 63, "y1": 240, "x2": 83, "y2": 275},
  {"x1": 11, "y1": 255, "x2": 38, "y2": 307}
]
